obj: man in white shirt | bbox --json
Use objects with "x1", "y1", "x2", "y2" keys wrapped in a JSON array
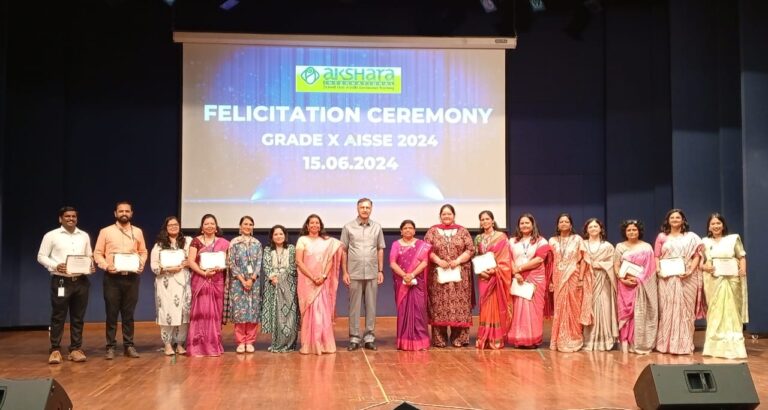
[{"x1": 37, "y1": 206, "x2": 94, "y2": 364}]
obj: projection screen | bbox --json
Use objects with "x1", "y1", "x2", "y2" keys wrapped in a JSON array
[{"x1": 175, "y1": 33, "x2": 513, "y2": 229}]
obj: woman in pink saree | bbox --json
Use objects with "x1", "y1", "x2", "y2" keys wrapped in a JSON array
[
  {"x1": 507, "y1": 213, "x2": 552, "y2": 348},
  {"x1": 549, "y1": 213, "x2": 590, "y2": 352},
  {"x1": 187, "y1": 214, "x2": 230, "y2": 357},
  {"x1": 614, "y1": 219, "x2": 657, "y2": 354},
  {"x1": 474, "y1": 210, "x2": 512, "y2": 349},
  {"x1": 390, "y1": 220, "x2": 431, "y2": 351},
  {"x1": 295, "y1": 214, "x2": 343, "y2": 355},
  {"x1": 654, "y1": 209, "x2": 703, "y2": 355}
]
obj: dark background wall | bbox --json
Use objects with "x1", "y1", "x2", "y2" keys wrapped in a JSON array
[{"x1": 1, "y1": 0, "x2": 765, "y2": 332}]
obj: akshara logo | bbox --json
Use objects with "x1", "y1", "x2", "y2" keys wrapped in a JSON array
[
  {"x1": 301, "y1": 67, "x2": 320, "y2": 85},
  {"x1": 296, "y1": 65, "x2": 401, "y2": 94}
]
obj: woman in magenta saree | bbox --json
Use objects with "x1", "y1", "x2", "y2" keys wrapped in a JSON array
[
  {"x1": 614, "y1": 219, "x2": 657, "y2": 354},
  {"x1": 186, "y1": 214, "x2": 230, "y2": 357},
  {"x1": 507, "y1": 213, "x2": 552, "y2": 348},
  {"x1": 474, "y1": 210, "x2": 512, "y2": 350},
  {"x1": 390, "y1": 220, "x2": 431, "y2": 351},
  {"x1": 296, "y1": 214, "x2": 343, "y2": 355}
]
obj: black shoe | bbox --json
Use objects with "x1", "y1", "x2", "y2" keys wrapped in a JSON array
[
  {"x1": 364, "y1": 342, "x2": 378, "y2": 351},
  {"x1": 347, "y1": 342, "x2": 360, "y2": 351}
]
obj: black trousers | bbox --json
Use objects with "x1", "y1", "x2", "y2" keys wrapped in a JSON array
[
  {"x1": 103, "y1": 273, "x2": 140, "y2": 349},
  {"x1": 50, "y1": 275, "x2": 90, "y2": 353}
]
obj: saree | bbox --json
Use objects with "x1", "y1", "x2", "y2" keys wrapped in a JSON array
[
  {"x1": 654, "y1": 232, "x2": 704, "y2": 354},
  {"x1": 474, "y1": 232, "x2": 513, "y2": 349},
  {"x1": 187, "y1": 236, "x2": 230, "y2": 357},
  {"x1": 581, "y1": 240, "x2": 618, "y2": 351},
  {"x1": 702, "y1": 234, "x2": 748, "y2": 359},
  {"x1": 549, "y1": 234, "x2": 590, "y2": 352},
  {"x1": 507, "y1": 237, "x2": 552, "y2": 348},
  {"x1": 424, "y1": 224, "x2": 475, "y2": 347},
  {"x1": 390, "y1": 239, "x2": 432, "y2": 351},
  {"x1": 615, "y1": 242, "x2": 657, "y2": 354},
  {"x1": 297, "y1": 236, "x2": 343, "y2": 355},
  {"x1": 261, "y1": 245, "x2": 300, "y2": 353}
]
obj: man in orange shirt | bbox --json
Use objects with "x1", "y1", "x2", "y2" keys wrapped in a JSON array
[{"x1": 93, "y1": 201, "x2": 148, "y2": 359}]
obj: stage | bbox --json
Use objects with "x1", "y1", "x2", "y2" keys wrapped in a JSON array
[{"x1": 1, "y1": 318, "x2": 766, "y2": 409}]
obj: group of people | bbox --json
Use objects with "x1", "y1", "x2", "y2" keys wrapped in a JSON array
[
  {"x1": 37, "y1": 200, "x2": 749, "y2": 365},
  {"x1": 468, "y1": 208, "x2": 748, "y2": 360}
]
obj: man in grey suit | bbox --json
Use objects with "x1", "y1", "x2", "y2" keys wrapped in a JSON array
[{"x1": 341, "y1": 198, "x2": 385, "y2": 351}]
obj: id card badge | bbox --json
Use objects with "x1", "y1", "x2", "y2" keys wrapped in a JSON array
[
  {"x1": 58, "y1": 279, "x2": 65, "y2": 297},
  {"x1": 246, "y1": 264, "x2": 254, "y2": 274}
]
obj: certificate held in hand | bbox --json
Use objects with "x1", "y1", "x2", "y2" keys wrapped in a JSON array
[
  {"x1": 659, "y1": 257, "x2": 686, "y2": 277},
  {"x1": 113, "y1": 253, "x2": 141, "y2": 273},
  {"x1": 66, "y1": 255, "x2": 93, "y2": 275},
  {"x1": 159, "y1": 249, "x2": 186, "y2": 269},
  {"x1": 713, "y1": 258, "x2": 739, "y2": 277},
  {"x1": 472, "y1": 253, "x2": 497, "y2": 275},
  {"x1": 200, "y1": 251, "x2": 226, "y2": 270},
  {"x1": 510, "y1": 280, "x2": 535, "y2": 300},
  {"x1": 618, "y1": 260, "x2": 643, "y2": 279},
  {"x1": 437, "y1": 267, "x2": 461, "y2": 284}
]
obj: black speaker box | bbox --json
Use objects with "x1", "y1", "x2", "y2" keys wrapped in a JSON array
[
  {"x1": 633, "y1": 363, "x2": 759, "y2": 410},
  {"x1": 0, "y1": 378, "x2": 72, "y2": 410}
]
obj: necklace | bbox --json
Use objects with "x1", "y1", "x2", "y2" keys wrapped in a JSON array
[
  {"x1": 202, "y1": 235, "x2": 216, "y2": 250},
  {"x1": 586, "y1": 239, "x2": 601, "y2": 260},
  {"x1": 481, "y1": 231, "x2": 495, "y2": 250}
]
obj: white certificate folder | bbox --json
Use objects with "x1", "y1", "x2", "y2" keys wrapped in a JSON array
[
  {"x1": 200, "y1": 251, "x2": 226, "y2": 270},
  {"x1": 113, "y1": 253, "x2": 140, "y2": 273},
  {"x1": 510, "y1": 280, "x2": 535, "y2": 300},
  {"x1": 659, "y1": 258, "x2": 685, "y2": 277},
  {"x1": 436, "y1": 267, "x2": 461, "y2": 284},
  {"x1": 65, "y1": 255, "x2": 92, "y2": 275},
  {"x1": 472, "y1": 253, "x2": 497, "y2": 274},
  {"x1": 160, "y1": 249, "x2": 186, "y2": 268}
]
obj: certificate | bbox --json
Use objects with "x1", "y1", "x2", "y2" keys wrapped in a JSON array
[
  {"x1": 159, "y1": 249, "x2": 186, "y2": 269},
  {"x1": 113, "y1": 253, "x2": 140, "y2": 273},
  {"x1": 200, "y1": 251, "x2": 226, "y2": 270},
  {"x1": 65, "y1": 255, "x2": 92, "y2": 275},
  {"x1": 472, "y1": 253, "x2": 497, "y2": 274},
  {"x1": 436, "y1": 267, "x2": 461, "y2": 284},
  {"x1": 510, "y1": 280, "x2": 535, "y2": 300},
  {"x1": 713, "y1": 258, "x2": 739, "y2": 277},
  {"x1": 659, "y1": 258, "x2": 686, "y2": 277},
  {"x1": 618, "y1": 260, "x2": 643, "y2": 279}
]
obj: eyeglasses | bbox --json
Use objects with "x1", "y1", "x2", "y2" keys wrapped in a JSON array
[{"x1": 167, "y1": 223, "x2": 180, "y2": 227}]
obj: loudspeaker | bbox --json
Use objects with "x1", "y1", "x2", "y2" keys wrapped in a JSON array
[
  {"x1": 633, "y1": 363, "x2": 759, "y2": 410},
  {"x1": 0, "y1": 378, "x2": 72, "y2": 410}
]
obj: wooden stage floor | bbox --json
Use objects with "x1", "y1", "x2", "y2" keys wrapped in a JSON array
[{"x1": 1, "y1": 318, "x2": 766, "y2": 410}]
